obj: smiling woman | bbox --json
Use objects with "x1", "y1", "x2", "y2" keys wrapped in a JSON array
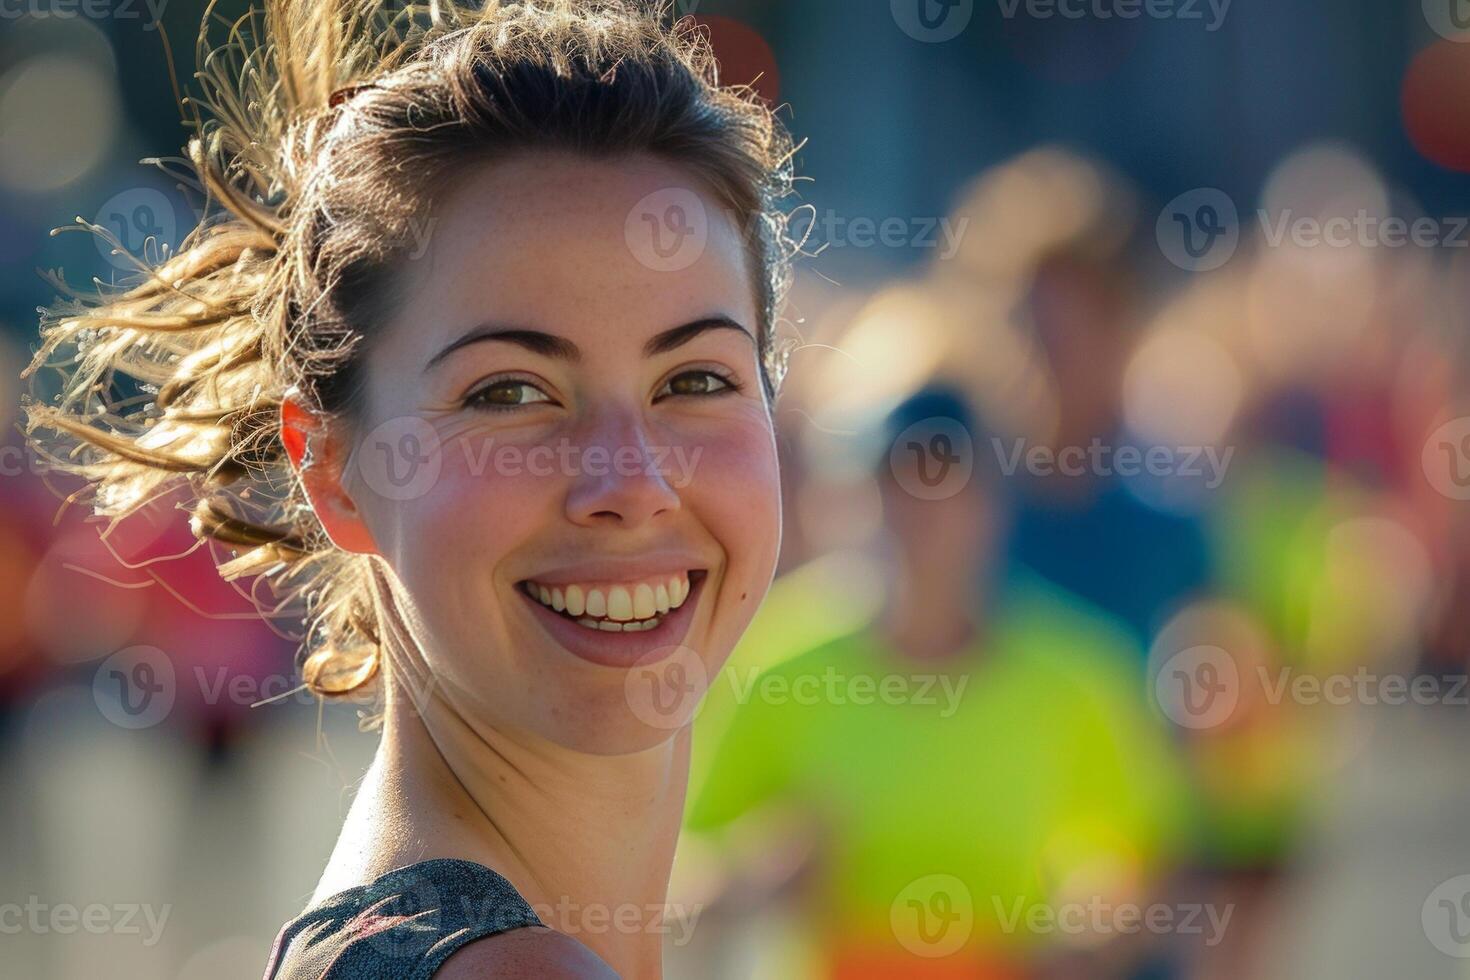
[{"x1": 20, "y1": 1, "x2": 799, "y2": 977}]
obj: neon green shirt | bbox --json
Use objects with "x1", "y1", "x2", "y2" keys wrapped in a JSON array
[{"x1": 686, "y1": 571, "x2": 1190, "y2": 956}]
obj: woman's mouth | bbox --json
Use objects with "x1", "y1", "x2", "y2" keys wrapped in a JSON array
[
  {"x1": 519, "y1": 571, "x2": 696, "y2": 632},
  {"x1": 515, "y1": 569, "x2": 708, "y2": 668}
]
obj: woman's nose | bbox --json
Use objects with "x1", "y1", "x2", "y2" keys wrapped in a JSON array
[{"x1": 563, "y1": 415, "x2": 682, "y2": 529}]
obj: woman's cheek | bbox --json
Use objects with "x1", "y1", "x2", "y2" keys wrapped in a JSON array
[
  {"x1": 684, "y1": 419, "x2": 781, "y2": 572},
  {"x1": 683, "y1": 424, "x2": 780, "y2": 679},
  {"x1": 390, "y1": 435, "x2": 545, "y2": 592}
]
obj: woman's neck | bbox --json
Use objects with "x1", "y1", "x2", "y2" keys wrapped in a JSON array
[{"x1": 322, "y1": 678, "x2": 690, "y2": 979}]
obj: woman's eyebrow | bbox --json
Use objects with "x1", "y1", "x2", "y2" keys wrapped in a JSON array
[
  {"x1": 425, "y1": 326, "x2": 580, "y2": 371},
  {"x1": 644, "y1": 316, "x2": 755, "y2": 356},
  {"x1": 425, "y1": 315, "x2": 753, "y2": 372}
]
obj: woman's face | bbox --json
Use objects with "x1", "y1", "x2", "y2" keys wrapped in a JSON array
[{"x1": 319, "y1": 152, "x2": 781, "y2": 752}]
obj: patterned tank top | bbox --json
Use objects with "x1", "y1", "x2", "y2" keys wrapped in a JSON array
[{"x1": 262, "y1": 859, "x2": 543, "y2": 979}]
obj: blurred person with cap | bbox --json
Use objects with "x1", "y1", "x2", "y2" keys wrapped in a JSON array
[
  {"x1": 681, "y1": 384, "x2": 1192, "y2": 979},
  {"x1": 1002, "y1": 242, "x2": 1214, "y2": 655},
  {"x1": 939, "y1": 149, "x2": 1214, "y2": 653}
]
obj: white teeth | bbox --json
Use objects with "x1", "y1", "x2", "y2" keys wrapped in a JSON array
[
  {"x1": 582, "y1": 620, "x2": 664, "y2": 637},
  {"x1": 633, "y1": 583, "x2": 656, "y2": 619},
  {"x1": 607, "y1": 586, "x2": 633, "y2": 622},
  {"x1": 570, "y1": 616, "x2": 661, "y2": 633},
  {"x1": 525, "y1": 573, "x2": 693, "y2": 629}
]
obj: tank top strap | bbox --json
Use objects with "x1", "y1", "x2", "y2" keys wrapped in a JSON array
[{"x1": 263, "y1": 858, "x2": 543, "y2": 979}]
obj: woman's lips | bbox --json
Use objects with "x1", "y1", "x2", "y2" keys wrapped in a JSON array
[{"x1": 516, "y1": 570, "x2": 707, "y2": 668}]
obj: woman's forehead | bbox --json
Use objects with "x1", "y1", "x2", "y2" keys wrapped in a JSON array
[{"x1": 385, "y1": 153, "x2": 758, "y2": 355}]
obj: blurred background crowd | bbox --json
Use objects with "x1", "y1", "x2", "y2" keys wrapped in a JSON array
[{"x1": 5, "y1": 0, "x2": 1470, "y2": 978}]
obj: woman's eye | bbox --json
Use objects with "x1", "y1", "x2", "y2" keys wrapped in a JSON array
[
  {"x1": 658, "y1": 370, "x2": 735, "y2": 399},
  {"x1": 465, "y1": 380, "x2": 552, "y2": 410}
]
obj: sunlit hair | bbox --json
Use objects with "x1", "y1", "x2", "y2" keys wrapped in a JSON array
[{"x1": 22, "y1": 0, "x2": 799, "y2": 702}]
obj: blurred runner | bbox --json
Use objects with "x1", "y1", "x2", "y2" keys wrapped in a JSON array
[{"x1": 683, "y1": 386, "x2": 1191, "y2": 979}]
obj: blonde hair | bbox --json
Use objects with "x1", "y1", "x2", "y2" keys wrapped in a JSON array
[{"x1": 23, "y1": 0, "x2": 799, "y2": 701}]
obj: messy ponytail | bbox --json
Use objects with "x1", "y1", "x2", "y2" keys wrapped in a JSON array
[{"x1": 22, "y1": 0, "x2": 799, "y2": 702}]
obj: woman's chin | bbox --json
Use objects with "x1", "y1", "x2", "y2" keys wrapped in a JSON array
[
  {"x1": 504, "y1": 578, "x2": 725, "y2": 753},
  {"x1": 528, "y1": 681, "x2": 708, "y2": 756}
]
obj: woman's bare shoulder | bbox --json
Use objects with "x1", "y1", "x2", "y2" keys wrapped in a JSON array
[{"x1": 436, "y1": 926, "x2": 620, "y2": 979}]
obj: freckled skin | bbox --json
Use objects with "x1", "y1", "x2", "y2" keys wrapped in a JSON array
[{"x1": 338, "y1": 151, "x2": 783, "y2": 754}]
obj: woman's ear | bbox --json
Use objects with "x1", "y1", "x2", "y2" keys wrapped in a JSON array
[{"x1": 280, "y1": 392, "x2": 380, "y2": 555}]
